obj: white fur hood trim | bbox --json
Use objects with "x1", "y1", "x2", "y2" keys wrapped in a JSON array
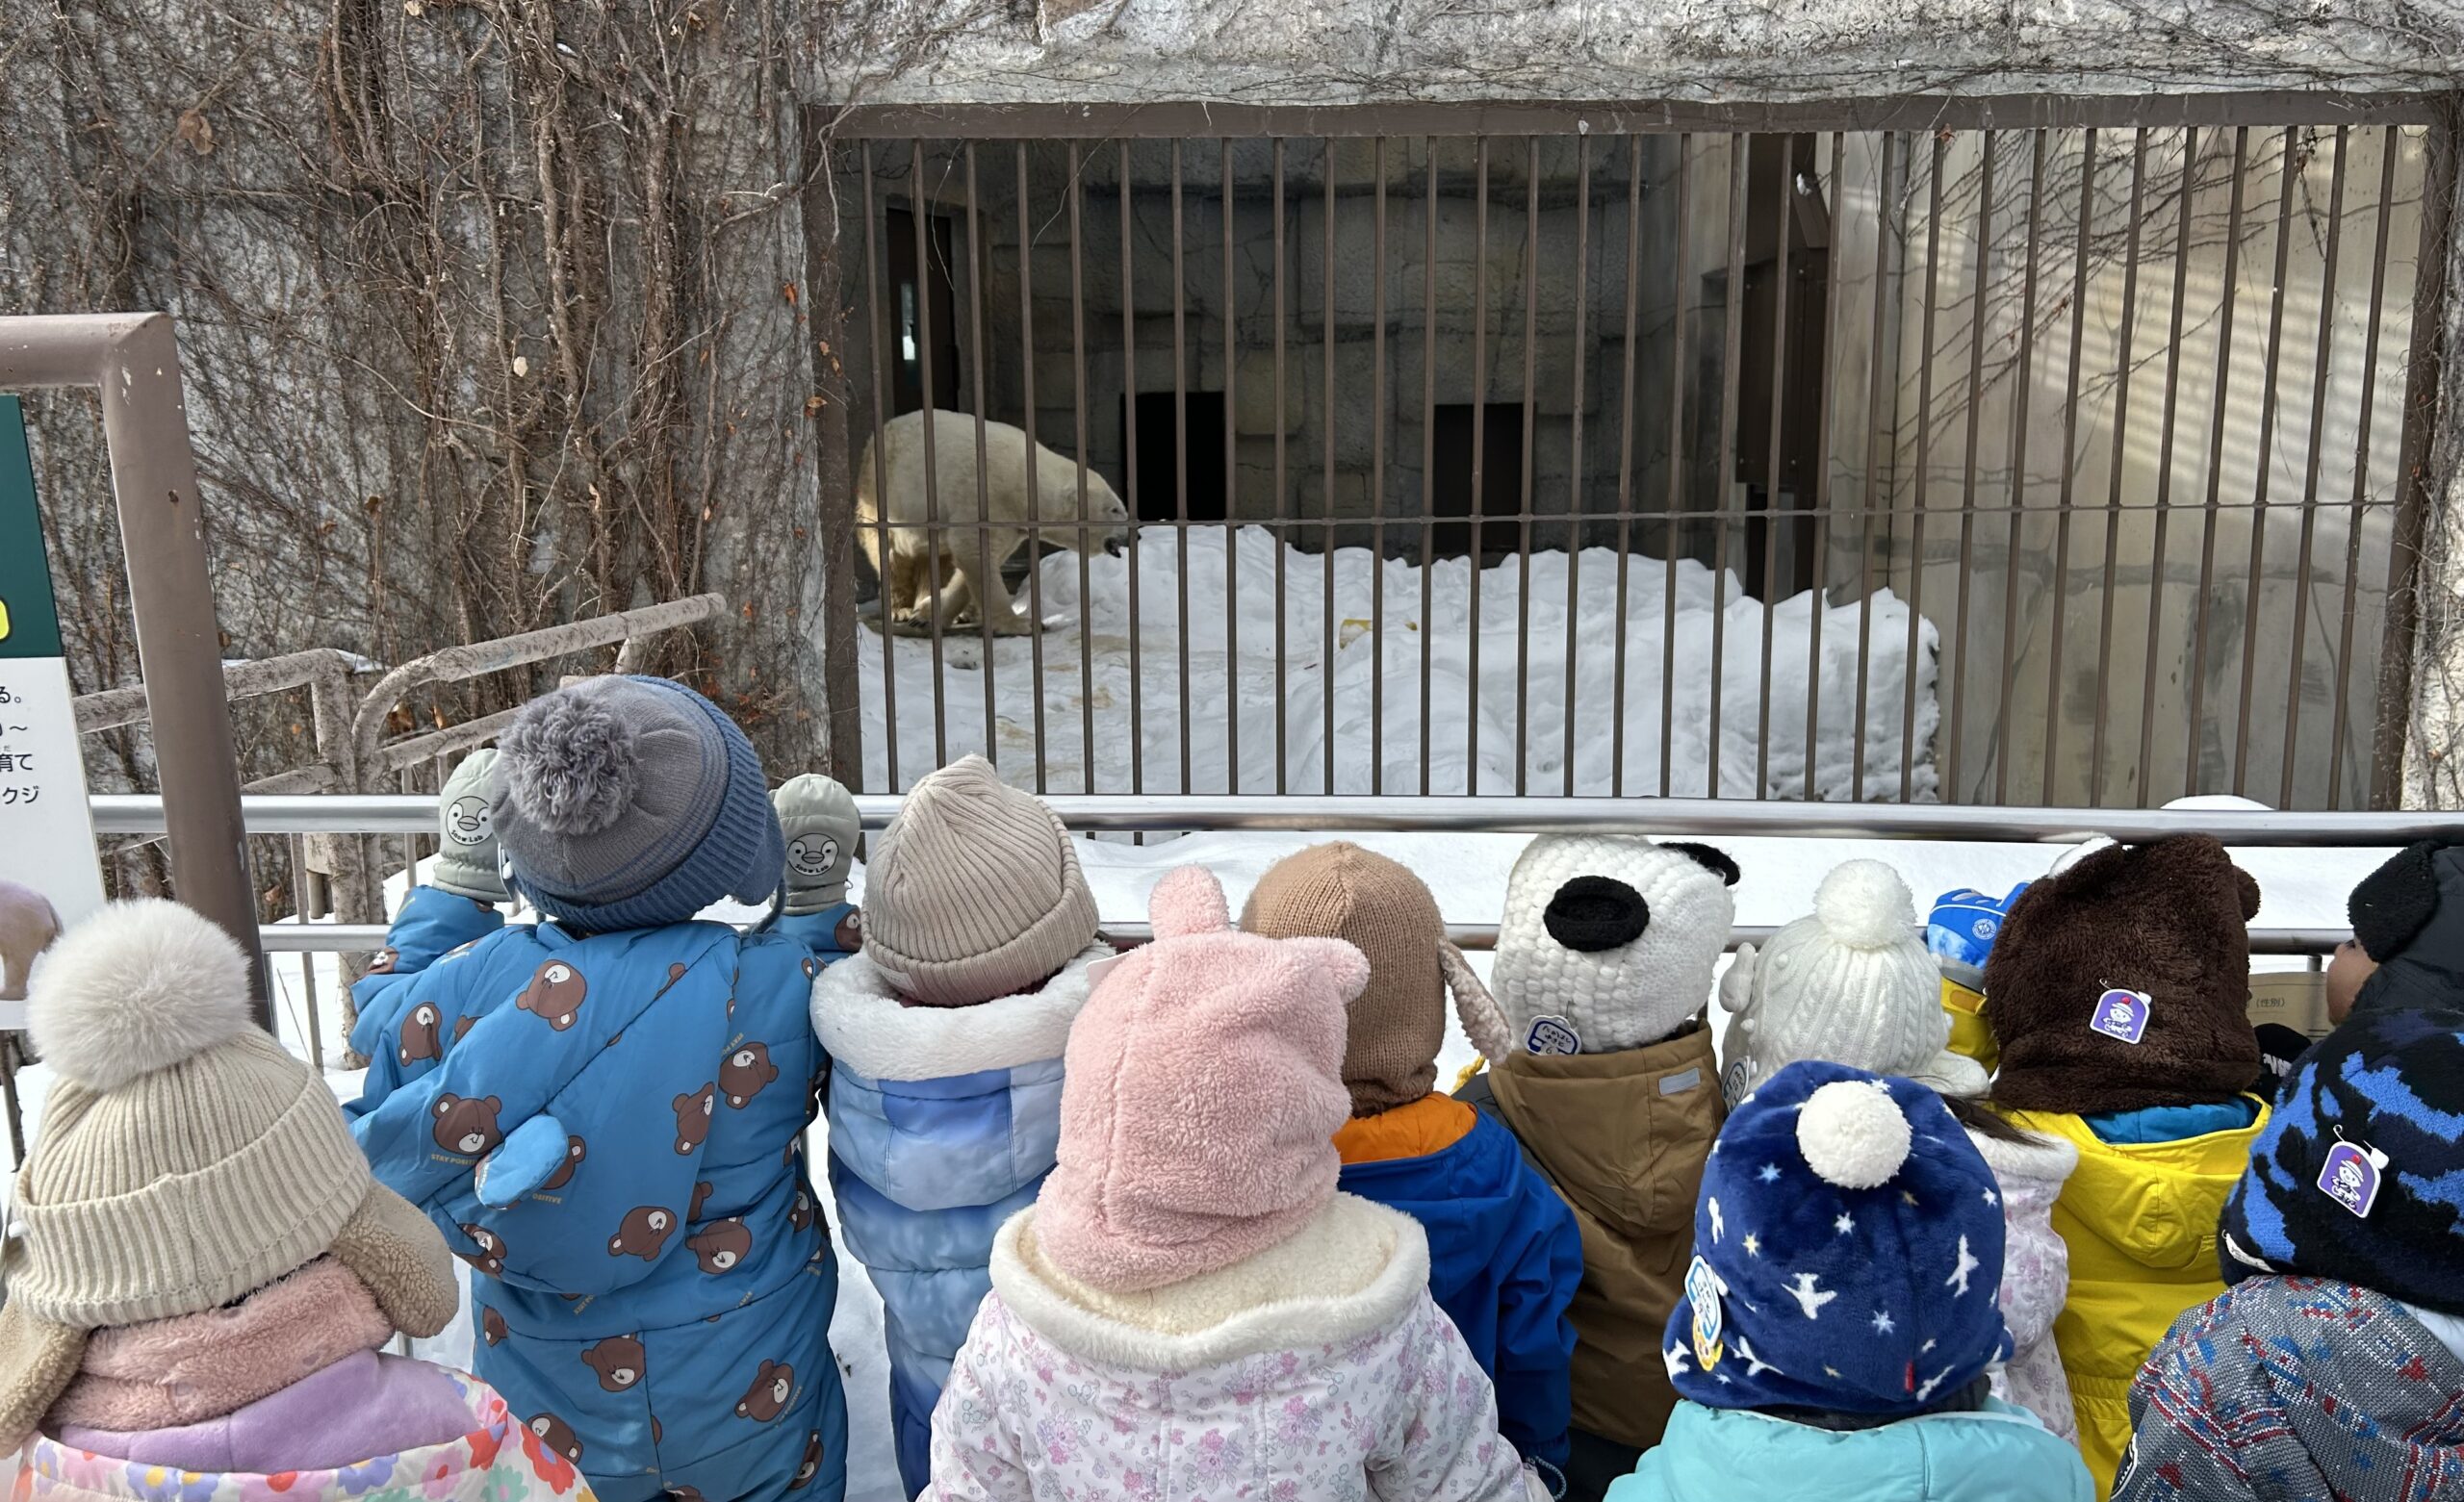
[
  {"x1": 1966, "y1": 1124, "x2": 2081, "y2": 1186},
  {"x1": 811, "y1": 943, "x2": 1110, "y2": 1082},
  {"x1": 988, "y1": 1195, "x2": 1430, "y2": 1372}
]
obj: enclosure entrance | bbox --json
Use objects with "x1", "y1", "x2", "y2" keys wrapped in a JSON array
[{"x1": 819, "y1": 102, "x2": 2449, "y2": 810}]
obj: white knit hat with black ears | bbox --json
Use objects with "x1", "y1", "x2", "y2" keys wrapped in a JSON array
[
  {"x1": 0, "y1": 902, "x2": 457, "y2": 1452},
  {"x1": 1718, "y1": 859, "x2": 1988, "y2": 1106}
]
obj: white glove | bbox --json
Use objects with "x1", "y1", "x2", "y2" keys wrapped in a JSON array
[
  {"x1": 432, "y1": 750, "x2": 509, "y2": 904},
  {"x1": 774, "y1": 774, "x2": 860, "y2": 915}
]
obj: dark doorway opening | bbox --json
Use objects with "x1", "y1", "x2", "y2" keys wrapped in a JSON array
[
  {"x1": 886, "y1": 204, "x2": 961, "y2": 417},
  {"x1": 1733, "y1": 133, "x2": 1830, "y2": 600},
  {"x1": 1121, "y1": 391, "x2": 1229, "y2": 523},
  {"x1": 1430, "y1": 403, "x2": 1526, "y2": 560}
]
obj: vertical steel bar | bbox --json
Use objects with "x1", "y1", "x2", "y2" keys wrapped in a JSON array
[
  {"x1": 1564, "y1": 133, "x2": 1592, "y2": 797},
  {"x1": 1373, "y1": 137, "x2": 1389, "y2": 795},
  {"x1": 1854, "y1": 133, "x2": 1901, "y2": 802},
  {"x1": 1516, "y1": 137, "x2": 1540, "y2": 796},
  {"x1": 2186, "y1": 126, "x2": 2252, "y2": 797},
  {"x1": 1421, "y1": 141, "x2": 1439, "y2": 796},
  {"x1": 1758, "y1": 135, "x2": 1793, "y2": 800},
  {"x1": 1611, "y1": 137, "x2": 1643, "y2": 798},
  {"x1": 1947, "y1": 131, "x2": 1997, "y2": 803},
  {"x1": 1172, "y1": 140, "x2": 1192, "y2": 793},
  {"x1": 2281, "y1": 127, "x2": 2351, "y2": 808},
  {"x1": 290, "y1": 835, "x2": 324, "y2": 1070},
  {"x1": 1018, "y1": 142, "x2": 1048, "y2": 792},
  {"x1": 859, "y1": 152, "x2": 900, "y2": 789},
  {"x1": 2329, "y1": 131, "x2": 2404, "y2": 805},
  {"x1": 1274, "y1": 138, "x2": 1291, "y2": 794},
  {"x1": 1068, "y1": 142, "x2": 1097, "y2": 792},
  {"x1": 1469, "y1": 137, "x2": 1491, "y2": 794},
  {"x1": 2232, "y1": 129, "x2": 2302, "y2": 796},
  {"x1": 1997, "y1": 133, "x2": 2048, "y2": 803},
  {"x1": 2134, "y1": 127, "x2": 2203, "y2": 802},
  {"x1": 2041, "y1": 127, "x2": 2100, "y2": 803},
  {"x1": 1805, "y1": 132, "x2": 1847, "y2": 800},
  {"x1": 911, "y1": 140, "x2": 950, "y2": 768},
  {"x1": 1119, "y1": 140, "x2": 1144, "y2": 796},
  {"x1": 1708, "y1": 135, "x2": 1749, "y2": 799},
  {"x1": 1323, "y1": 140, "x2": 1340, "y2": 794},
  {"x1": 963, "y1": 142, "x2": 999, "y2": 765},
  {"x1": 2090, "y1": 130, "x2": 2150, "y2": 803},
  {"x1": 1223, "y1": 140, "x2": 1241, "y2": 795},
  {"x1": 1902, "y1": 131, "x2": 1946, "y2": 803},
  {"x1": 1660, "y1": 136, "x2": 1694, "y2": 799}
]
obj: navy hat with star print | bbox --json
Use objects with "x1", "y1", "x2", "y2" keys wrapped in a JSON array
[{"x1": 1664, "y1": 1060, "x2": 2012, "y2": 1416}]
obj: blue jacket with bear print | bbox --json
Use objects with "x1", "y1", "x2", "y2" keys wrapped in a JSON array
[{"x1": 348, "y1": 886, "x2": 859, "y2": 1502}]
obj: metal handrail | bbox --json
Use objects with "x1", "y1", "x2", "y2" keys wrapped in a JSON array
[{"x1": 90, "y1": 792, "x2": 2463, "y2": 843}]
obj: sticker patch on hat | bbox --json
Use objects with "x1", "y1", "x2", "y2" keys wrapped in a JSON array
[
  {"x1": 2318, "y1": 1137, "x2": 2391, "y2": 1219},
  {"x1": 2089, "y1": 988, "x2": 2151, "y2": 1045},
  {"x1": 1525, "y1": 1015, "x2": 1581, "y2": 1056},
  {"x1": 1685, "y1": 1255, "x2": 1726, "y2": 1372}
]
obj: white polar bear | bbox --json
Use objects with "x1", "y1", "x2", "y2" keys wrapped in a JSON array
[{"x1": 856, "y1": 410, "x2": 1130, "y2": 635}]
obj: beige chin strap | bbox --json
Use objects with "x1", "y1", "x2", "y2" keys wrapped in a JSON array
[{"x1": 1439, "y1": 940, "x2": 1515, "y2": 1062}]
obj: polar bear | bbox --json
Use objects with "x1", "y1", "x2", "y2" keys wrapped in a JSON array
[{"x1": 856, "y1": 410, "x2": 1129, "y2": 635}]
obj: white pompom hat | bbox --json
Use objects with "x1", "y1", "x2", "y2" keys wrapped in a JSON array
[
  {"x1": 0, "y1": 901, "x2": 457, "y2": 1450},
  {"x1": 1718, "y1": 859, "x2": 1989, "y2": 1106}
]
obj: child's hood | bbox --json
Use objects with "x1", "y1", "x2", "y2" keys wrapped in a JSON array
[
  {"x1": 2353, "y1": 841, "x2": 2464, "y2": 1015},
  {"x1": 1336, "y1": 1104, "x2": 1555, "y2": 1304},
  {"x1": 810, "y1": 941, "x2": 1110, "y2": 1082},
  {"x1": 1627, "y1": 1399, "x2": 2093, "y2": 1502},
  {"x1": 2005, "y1": 1105, "x2": 2266, "y2": 1269}
]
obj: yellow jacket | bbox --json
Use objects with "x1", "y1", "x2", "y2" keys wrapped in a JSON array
[
  {"x1": 1998, "y1": 1102, "x2": 2269, "y2": 1499},
  {"x1": 1940, "y1": 974, "x2": 1998, "y2": 1075}
]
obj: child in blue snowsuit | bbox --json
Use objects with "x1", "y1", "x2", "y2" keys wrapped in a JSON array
[
  {"x1": 806, "y1": 753, "x2": 1108, "y2": 1498},
  {"x1": 347, "y1": 678, "x2": 860, "y2": 1502},
  {"x1": 1240, "y1": 842, "x2": 1581, "y2": 1479}
]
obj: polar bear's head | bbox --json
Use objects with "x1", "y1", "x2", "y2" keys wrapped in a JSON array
[{"x1": 1038, "y1": 461, "x2": 1131, "y2": 556}]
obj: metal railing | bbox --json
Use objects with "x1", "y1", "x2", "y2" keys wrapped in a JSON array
[{"x1": 814, "y1": 98, "x2": 2451, "y2": 812}]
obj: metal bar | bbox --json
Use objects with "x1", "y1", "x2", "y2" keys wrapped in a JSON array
[
  {"x1": 1758, "y1": 135, "x2": 1793, "y2": 800},
  {"x1": 2187, "y1": 125, "x2": 2253, "y2": 797},
  {"x1": 1709, "y1": 135, "x2": 1750, "y2": 798},
  {"x1": 1275, "y1": 138, "x2": 1290, "y2": 794},
  {"x1": 1854, "y1": 133, "x2": 1901, "y2": 802},
  {"x1": 1947, "y1": 131, "x2": 1997, "y2": 802},
  {"x1": 104, "y1": 791, "x2": 2461, "y2": 846},
  {"x1": 1612, "y1": 137, "x2": 1645, "y2": 798},
  {"x1": 1421, "y1": 141, "x2": 1439, "y2": 796},
  {"x1": 1516, "y1": 136, "x2": 1541, "y2": 796},
  {"x1": 2136, "y1": 127, "x2": 2203, "y2": 802},
  {"x1": 964, "y1": 141, "x2": 999, "y2": 764},
  {"x1": 75, "y1": 649, "x2": 362, "y2": 734},
  {"x1": 2042, "y1": 127, "x2": 2099, "y2": 803},
  {"x1": 1172, "y1": 140, "x2": 1193, "y2": 793},
  {"x1": 2233, "y1": 128, "x2": 2302, "y2": 796},
  {"x1": 1997, "y1": 132, "x2": 2048, "y2": 804},
  {"x1": 289, "y1": 834, "x2": 325, "y2": 1069},
  {"x1": 1069, "y1": 141, "x2": 1098, "y2": 793},
  {"x1": 2282, "y1": 127, "x2": 2351, "y2": 807},
  {"x1": 912, "y1": 140, "x2": 950, "y2": 768},
  {"x1": 1469, "y1": 136, "x2": 1491, "y2": 794},
  {"x1": 1565, "y1": 133, "x2": 1592, "y2": 797},
  {"x1": 1224, "y1": 139, "x2": 1242, "y2": 795},
  {"x1": 859, "y1": 161, "x2": 900, "y2": 790},
  {"x1": 1373, "y1": 136, "x2": 1389, "y2": 796},
  {"x1": 1904, "y1": 130, "x2": 1947, "y2": 802},
  {"x1": 0, "y1": 312, "x2": 266, "y2": 1012},
  {"x1": 827, "y1": 94, "x2": 2450, "y2": 141},
  {"x1": 2091, "y1": 129, "x2": 2150, "y2": 803},
  {"x1": 2325, "y1": 128, "x2": 2404, "y2": 807},
  {"x1": 2368, "y1": 114, "x2": 2454, "y2": 808},
  {"x1": 1806, "y1": 132, "x2": 1847, "y2": 800},
  {"x1": 1020, "y1": 140, "x2": 1047, "y2": 792},
  {"x1": 1323, "y1": 140, "x2": 1340, "y2": 794},
  {"x1": 1119, "y1": 139, "x2": 1145, "y2": 796},
  {"x1": 1661, "y1": 136, "x2": 1694, "y2": 799}
]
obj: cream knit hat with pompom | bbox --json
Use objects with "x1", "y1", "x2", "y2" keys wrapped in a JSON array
[{"x1": 1717, "y1": 859, "x2": 1989, "y2": 1106}]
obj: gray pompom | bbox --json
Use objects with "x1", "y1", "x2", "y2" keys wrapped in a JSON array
[{"x1": 500, "y1": 689, "x2": 640, "y2": 834}]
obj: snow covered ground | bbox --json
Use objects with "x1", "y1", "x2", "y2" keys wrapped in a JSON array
[{"x1": 860, "y1": 526, "x2": 1941, "y2": 802}]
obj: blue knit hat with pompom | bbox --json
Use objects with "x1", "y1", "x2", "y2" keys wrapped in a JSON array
[{"x1": 489, "y1": 675, "x2": 784, "y2": 930}]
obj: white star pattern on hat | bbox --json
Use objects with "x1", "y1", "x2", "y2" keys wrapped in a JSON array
[
  {"x1": 1871, "y1": 1310, "x2": 1894, "y2": 1334},
  {"x1": 1834, "y1": 1212, "x2": 1854, "y2": 1235},
  {"x1": 1983, "y1": 1187, "x2": 1998, "y2": 1207},
  {"x1": 1742, "y1": 1233, "x2": 1760, "y2": 1257},
  {"x1": 1758, "y1": 1163, "x2": 1782, "y2": 1183}
]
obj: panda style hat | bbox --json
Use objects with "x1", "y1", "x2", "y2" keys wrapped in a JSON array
[
  {"x1": 0, "y1": 902, "x2": 458, "y2": 1450},
  {"x1": 1460, "y1": 834, "x2": 1740, "y2": 1058}
]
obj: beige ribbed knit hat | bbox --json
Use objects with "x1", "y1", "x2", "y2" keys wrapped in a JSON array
[
  {"x1": 0, "y1": 901, "x2": 458, "y2": 1450},
  {"x1": 1241, "y1": 843, "x2": 1487, "y2": 1117},
  {"x1": 864, "y1": 756, "x2": 1100, "y2": 1007}
]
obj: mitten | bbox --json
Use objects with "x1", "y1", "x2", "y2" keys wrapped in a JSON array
[
  {"x1": 431, "y1": 750, "x2": 508, "y2": 904},
  {"x1": 774, "y1": 774, "x2": 860, "y2": 915}
]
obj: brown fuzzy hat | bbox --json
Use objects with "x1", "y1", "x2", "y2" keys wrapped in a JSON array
[
  {"x1": 1241, "y1": 843, "x2": 1483, "y2": 1117},
  {"x1": 1982, "y1": 835, "x2": 2263, "y2": 1114}
]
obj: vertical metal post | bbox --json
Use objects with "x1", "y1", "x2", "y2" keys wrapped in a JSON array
[
  {"x1": 1468, "y1": 137, "x2": 1491, "y2": 795},
  {"x1": 1421, "y1": 141, "x2": 1439, "y2": 797},
  {"x1": 1806, "y1": 132, "x2": 1848, "y2": 801},
  {"x1": 1119, "y1": 140, "x2": 1145, "y2": 797},
  {"x1": 963, "y1": 142, "x2": 999, "y2": 765},
  {"x1": 1611, "y1": 137, "x2": 1643, "y2": 798},
  {"x1": 1224, "y1": 140, "x2": 1243, "y2": 795},
  {"x1": 1565, "y1": 134, "x2": 1592, "y2": 797},
  {"x1": 2282, "y1": 126, "x2": 2350, "y2": 807},
  {"x1": 1018, "y1": 141, "x2": 1048, "y2": 791},
  {"x1": 1068, "y1": 142, "x2": 1097, "y2": 792},
  {"x1": 2134, "y1": 126, "x2": 2202, "y2": 802},
  {"x1": 2232, "y1": 129, "x2": 2302, "y2": 797},
  {"x1": 2042, "y1": 127, "x2": 2099, "y2": 804},
  {"x1": 1515, "y1": 137, "x2": 1540, "y2": 796},
  {"x1": 1662, "y1": 136, "x2": 1693, "y2": 799},
  {"x1": 1947, "y1": 132, "x2": 1997, "y2": 802},
  {"x1": 1903, "y1": 132, "x2": 1946, "y2": 803},
  {"x1": 1709, "y1": 137, "x2": 1749, "y2": 799},
  {"x1": 1758, "y1": 136, "x2": 1793, "y2": 799},
  {"x1": 1372, "y1": 138, "x2": 1390, "y2": 795},
  {"x1": 1997, "y1": 133, "x2": 2048, "y2": 804},
  {"x1": 2091, "y1": 130, "x2": 2150, "y2": 803},
  {"x1": 2187, "y1": 127, "x2": 2252, "y2": 797},
  {"x1": 2330, "y1": 138, "x2": 2399, "y2": 806},
  {"x1": 1171, "y1": 140, "x2": 1194, "y2": 794}
]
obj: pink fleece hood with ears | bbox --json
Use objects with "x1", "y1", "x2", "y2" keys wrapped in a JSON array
[{"x1": 1033, "y1": 865, "x2": 1372, "y2": 1294}]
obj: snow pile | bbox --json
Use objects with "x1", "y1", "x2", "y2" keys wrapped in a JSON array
[{"x1": 859, "y1": 526, "x2": 1940, "y2": 802}]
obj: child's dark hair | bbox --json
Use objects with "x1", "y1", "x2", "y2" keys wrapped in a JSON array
[{"x1": 1938, "y1": 1089, "x2": 2042, "y2": 1146}]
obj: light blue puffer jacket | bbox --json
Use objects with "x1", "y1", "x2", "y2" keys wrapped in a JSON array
[
  {"x1": 811, "y1": 942, "x2": 1108, "y2": 1498},
  {"x1": 1607, "y1": 1397, "x2": 2094, "y2": 1502}
]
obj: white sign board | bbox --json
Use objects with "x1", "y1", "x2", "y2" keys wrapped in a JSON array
[{"x1": 0, "y1": 395, "x2": 106, "y2": 1029}]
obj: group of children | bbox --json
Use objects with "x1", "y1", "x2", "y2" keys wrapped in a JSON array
[{"x1": 0, "y1": 670, "x2": 2457, "y2": 1502}]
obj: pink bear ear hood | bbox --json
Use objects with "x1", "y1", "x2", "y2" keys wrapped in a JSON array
[{"x1": 1034, "y1": 865, "x2": 1368, "y2": 1293}]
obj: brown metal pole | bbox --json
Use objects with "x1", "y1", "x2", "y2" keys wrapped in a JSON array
[{"x1": 0, "y1": 313, "x2": 268, "y2": 1019}]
